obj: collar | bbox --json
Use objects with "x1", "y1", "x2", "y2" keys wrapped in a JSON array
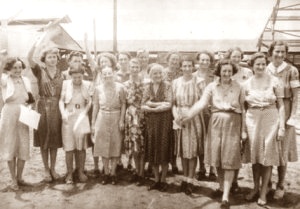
[{"x1": 267, "y1": 61, "x2": 287, "y2": 74}]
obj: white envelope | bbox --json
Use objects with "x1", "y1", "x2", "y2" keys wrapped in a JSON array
[{"x1": 19, "y1": 105, "x2": 41, "y2": 130}]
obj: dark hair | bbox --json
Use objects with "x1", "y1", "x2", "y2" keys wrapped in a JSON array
[
  {"x1": 215, "y1": 59, "x2": 238, "y2": 77},
  {"x1": 268, "y1": 40, "x2": 289, "y2": 56},
  {"x1": 68, "y1": 51, "x2": 83, "y2": 62},
  {"x1": 180, "y1": 55, "x2": 195, "y2": 67},
  {"x1": 68, "y1": 65, "x2": 85, "y2": 75},
  {"x1": 40, "y1": 47, "x2": 60, "y2": 63},
  {"x1": 4, "y1": 57, "x2": 26, "y2": 71},
  {"x1": 196, "y1": 50, "x2": 215, "y2": 63},
  {"x1": 166, "y1": 51, "x2": 181, "y2": 62},
  {"x1": 247, "y1": 52, "x2": 267, "y2": 67},
  {"x1": 117, "y1": 52, "x2": 131, "y2": 60},
  {"x1": 129, "y1": 58, "x2": 140, "y2": 67},
  {"x1": 96, "y1": 52, "x2": 117, "y2": 69},
  {"x1": 225, "y1": 47, "x2": 244, "y2": 60}
]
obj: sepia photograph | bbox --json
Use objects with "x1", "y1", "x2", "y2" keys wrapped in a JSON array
[{"x1": 0, "y1": 0, "x2": 299, "y2": 208}]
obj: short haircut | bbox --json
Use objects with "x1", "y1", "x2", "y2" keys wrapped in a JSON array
[
  {"x1": 68, "y1": 51, "x2": 83, "y2": 62},
  {"x1": 68, "y1": 65, "x2": 85, "y2": 75},
  {"x1": 247, "y1": 52, "x2": 267, "y2": 67},
  {"x1": 180, "y1": 55, "x2": 195, "y2": 67},
  {"x1": 96, "y1": 52, "x2": 117, "y2": 69},
  {"x1": 40, "y1": 47, "x2": 60, "y2": 63},
  {"x1": 129, "y1": 58, "x2": 140, "y2": 67},
  {"x1": 196, "y1": 50, "x2": 215, "y2": 63},
  {"x1": 4, "y1": 57, "x2": 26, "y2": 71},
  {"x1": 214, "y1": 59, "x2": 238, "y2": 77},
  {"x1": 149, "y1": 63, "x2": 164, "y2": 77},
  {"x1": 166, "y1": 51, "x2": 181, "y2": 62},
  {"x1": 268, "y1": 40, "x2": 289, "y2": 56},
  {"x1": 225, "y1": 47, "x2": 244, "y2": 60},
  {"x1": 117, "y1": 52, "x2": 131, "y2": 60}
]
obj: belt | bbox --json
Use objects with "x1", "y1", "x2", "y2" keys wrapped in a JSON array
[{"x1": 249, "y1": 104, "x2": 276, "y2": 111}]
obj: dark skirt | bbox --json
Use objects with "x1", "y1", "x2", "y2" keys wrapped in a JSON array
[
  {"x1": 144, "y1": 110, "x2": 174, "y2": 164},
  {"x1": 34, "y1": 97, "x2": 62, "y2": 149}
]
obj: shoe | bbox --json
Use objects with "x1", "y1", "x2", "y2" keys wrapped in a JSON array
[
  {"x1": 273, "y1": 185, "x2": 285, "y2": 199},
  {"x1": 65, "y1": 174, "x2": 74, "y2": 184},
  {"x1": 78, "y1": 172, "x2": 88, "y2": 182},
  {"x1": 212, "y1": 189, "x2": 223, "y2": 198},
  {"x1": 116, "y1": 164, "x2": 124, "y2": 173},
  {"x1": 220, "y1": 200, "x2": 230, "y2": 209},
  {"x1": 208, "y1": 172, "x2": 217, "y2": 181},
  {"x1": 172, "y1": 166, "x2": 179, "y2": 175},
  {"x1": 257, "y1": 198, "x2": 267, "y2": 206},
  {"x1": 50, "y1": 170, "x2": 61, "y2": 181},
  {"x1": 136, "y1": 176, "x2": 145, "y2": 186},
  {"x1": 245, "y1": 190, "x2": 259, "y2": 202},
  {"x1": 130, "y1": 173, "x2": 138, "y2": 183},
  {"x1": 17, "y1": 179, "x2": 30, "y2": 186},
  {"x1": 180, "y1": 181, "x2": 187, "y2": 192},
  {"x1": 127, "y1": 164, "x2": 133, "y2": 171},
  {"x1": 185, "y1": 183, "x2": 193, "y2": 195},
  {"x1": 148, "y1": 181, "x2": 161, "y2": 191},
  {"x1": 93, "y1": 169, "x2": 101, "y2": 177},
  {"x1": 101, "y1": 175, "x2": 110, "y2": 185},
  {"x1": 111, "y1": 175, "x2": 117, "y2": 185},
  {"x1": 230, "y1": 182, "x2": 241, "y2": 194},
  {"x1": 9, "y1": 181, "x2": 19, "y2": 191},
  {"x1": 43, "y1": 171, "x2": 53, "y2": 183},
  {"x1": 159, "y1": 182, "x2": 168, "y2": 192},
  {"x1": 197, "y1": 171, "x2": 206, "y2": 181}
]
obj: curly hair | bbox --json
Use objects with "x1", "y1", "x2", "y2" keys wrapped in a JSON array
[
  {"x1": 268, "y1": 40, "x2": 288, "y2": 56},
  {"x1": 180, "y1": 55, "x2": 195, "y2": 67},
  {"x1": 40, "y1": 47, "x2": 60, "y2": 63},
  {"x1": 4, "y1": 57, "x2": 26, "y2": 71},
  {"x1": 96, "y1": 52, "x2": 117, "y2": 69},
  {"x1": 247, "y1": 52, "x2": 267, "y2": 67},
  {"x1": 214, "y1": 59, "x2": 238, "y2": 77},
  {"x1": 68, "y1": 51, "x2": 83, "y2": 62},
  {"x1": 196, "y1": 50, "x2": 215, "y2": 63},
  {"x1": 225, "y1": 47, "x2": 244, "y2": 60}
]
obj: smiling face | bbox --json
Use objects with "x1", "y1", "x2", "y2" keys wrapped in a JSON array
[
  {"x1": 181, "y1": 60, "x2": 194, "y2": 77},
  {"x1": 198, "y1": 53, "x2": 211, "y2": 70},
  {"x1": 9, "y1": 61, "x2": 23, "y2": 77},
  {"x1": 150, "y1": 66, "x2": 163, "y2": 83},
  {"x1": 220, "y1": 64, "x2": 233, "y2": 81},
  {"x1": 138, "y1": 52, "x2": 149, "y2": 68},
  {"x1": 101, "y1": 67, "x2": 114, "y2": 83},
  {"x1": 129, "y1": 61, "x2": 140, "y2": 77},
  {"x1": 45, "y1": 53, "x2": 58, "y2": 67},
  {"x1": 271, "y1": 45, "x2": 286, "y2": 66},
  {"x1": 71, "y1": 72, "x2": 83, "y2": 86},
  {"x1": 118, "y1": 54, "x2": 130, "y2": 69},
  {"x1": 253, "y1": 57, "x2": 266, "y2": 75},
  {"x1": 99, "y1": 56, "x2": 113, "y2": 69},
  {"x1": 230, "y1": 50, "x2": 242, "y2": 66},
  {"x1": 69, "y1": 56, "x2": 83, "y2": 69},
  {"x1": 168, "y1": 54, "x2": 180, "y2": 70}
]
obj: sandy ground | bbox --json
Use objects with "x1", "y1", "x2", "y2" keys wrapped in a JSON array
[{"x1": 0, "y1": 135, "x2": 300, "y2": 209}]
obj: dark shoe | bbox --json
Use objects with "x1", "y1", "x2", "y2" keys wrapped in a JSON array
[
  {"x1": 136, "y1": 176, "x2": 145, "y2": 186},
  {"x1": 159, "y1": 182, "x2": 168, "y2": 192},
  {"x1": 245, "y1": 190, "x2": 259, "y2": 202},
  {"x1": 230, "y1": 182, "x2": 240, "y2": 194},
  {"x1": 111, "y1": 175, "x2": 117, "y2": 185},
  {"x1": 197, "y1": 171, "x2": 206, "y2": 181},
  {"x1": 93, "y1": 169, "x2": 101, "y2": 177},
  {"x1": 130, "y1": 173, "x2": 138, "y2": 183},
  {"x1": 101, "y1": 175, "x2": 109, "y2": 185},
  {"x1": 220, "y1": 200, "x2": 230, "y2": 209},
  {"x1": 185, "y1": 183, "x2": 193, "y2": 195},
  {"x1": 212, "y1": 189, "x2": 223, "y2": 198},
  {"x1": 116, "y1": 164, "x2": 124, "y2": 173},
  {"x1": 172, "y1": 166, "x2": 179, "y2": 175},
  {"x1": 180, "y1": 181, "x2": 187, "y2": 192},
  {"x1": 148, "y1": 181, "x2": 161, "y2": 191},
  {"x1": 127, "y1": 164, "x2": 133, "y2": 171},
  {"x1": 208, "y1": 172, "x2": 217, "y2": 181}
]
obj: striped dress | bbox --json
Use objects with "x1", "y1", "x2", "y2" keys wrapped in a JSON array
[{"x1": 172, "y1": 75, "x2": 206, "y2": 159}]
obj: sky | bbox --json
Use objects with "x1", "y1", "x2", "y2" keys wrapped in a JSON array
[{"x1": 0, "y1": 0, "x2": 278, "y2": 41}]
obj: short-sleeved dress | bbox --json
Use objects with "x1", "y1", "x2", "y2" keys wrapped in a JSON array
[
  {"x1": 93, "y1": 82, "x2": 126, "y2": 158},
  {"x1": 61, "y1": 80, "x2": 91, "y2": 151},
  {"x1": 232, "y1": 67, "x2": 253, "y2": 85},
  {"x1": 243, "y1": 76, "x2": 284, "y2": 166},
  {"x1": 203, "y1": 78, "x2": 243, "y2": 169},
  {"x1": 124, "y1": 79, "x2": 145, "y2": 156},
  {"x1": 172, "y1": 76, "x2": 206, "y2": 159},
  {"x1": 32, "y1": 64, "x2": 64, "y2": 149},
  {"x1": 266, "y1": 62, "x2": 299, "y2": 163},
  {"x1": 0, "y1": 75, "x2": 30, "y2": 161},
  {"x1": 143, "y1": 81, "x2": 174, "y2": 164}
]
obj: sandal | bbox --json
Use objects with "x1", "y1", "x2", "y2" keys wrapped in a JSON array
[
  {"x1": 50, "y1": 170, "x2": 61, "y2": 181},
  {"x1": 220, "y1": 200, "x2": 230, "y2": 209},
  {"x1": 9, "y1": 181, "x2": 19, "y2": 191},
  {"x1": 65, "y1": 174, "x2": 73, "y2": 184},
  {"x1": 257, "y1": 198, "x2": 267, "y2": 206},
  {"x1": 273, "y1": 185, "x2": 285, "y2": 200},
  {"x1": 78, "y1": 173, "x2": 88, "y2": 182},
  {"x1": 43, "y1": 171, "x2": 53, "y2": 183}
]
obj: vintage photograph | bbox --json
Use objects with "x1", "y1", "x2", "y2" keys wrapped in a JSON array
[{"x1": 0, "y1": 0, "x2": 299, "y2": 208}]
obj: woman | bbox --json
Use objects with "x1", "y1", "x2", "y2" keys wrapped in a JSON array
[
  {"x1": 28, "y1": 46, "x2": 63, "y2": 182},
  {"x1": 181, "y1": 59, "x2": 246, "y2": 209},
  {"x1": 59, "y1": 66, "x2": 92, "y2": 184},
  {"x1": 137, "y1": 49, "x2": 150, "y2": 81},
  {"x1": 142, "y1": 64, "x2": 173, "y2": 192},
  {"x1": 193, "y1": 50, "x2": 217, "y2": 181},
  {"x1": 92, "y1": 66, "x2": 126, "y2": 185},
  {"x1": 266, "y1": 41, "x2": 299, "y2": 199},
  {"x1": 116, "y1": 52, "x2": 131, "y2": 83},
  {"x1": 172, "y1": 55, "x2": 206, "y2": 195},
  {"x1": 243, "y1": 52, "x2": 285, "y2": 206},
  {"x1": 0, "y1": 58, "x2": 35, "y2": 190},
  {"x1": 124, "y1": 58, "x2": 146, "y2": 185}
]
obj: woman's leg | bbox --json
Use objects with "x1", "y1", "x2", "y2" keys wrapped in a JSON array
[
  {"x1": 16, "y1": 159, "x2": 26, "y2": 182},
  {"x1": 50, "y1": 148, "x2": 60, "y2": 179},
  {"x1": 7, "y1": 158, "x2": 17, "y2": 183},
  {"x1": 153, "y1": 164, "x2": 160, "y2": 182},
  {"x1": 260, "y1": 165, "x2": 272, "y2": 203},
  {"x1": 133, "y1": 152, "x2": 140, "y2": 175},
  {"x1": 222, "y1": 169, "x2": 235, "y2": 201},
  {"x1": 110, "y1": 157, "x2": 118, "y2": 176},
  {"x1": 181, "y1": 158, "x2": 188, "y2": 177},
  {"x1": 246, "y1": 163, "x2": 261, "y2": 200},
  {"x1": 77, "y1": 150, "x2": 88, "y2": 182},
  {"x1": 102, "y1": 157, "x2": 110, "y2": 175},
  {"x1": 216, "y1": 167, "x2": 224, "y2": 191},
  {"x1": 40, "y1": 147, "x2": 50, "y2": 178},
  {"x1": 138, "y1": 153, "x2": 145, "y2": 177},
  {"x1": 188, "y1": 157, "x2": 197, "y2": 179},
  {"x1": 161, "y1": 163, "x2": 168, "y2": 183},
  {"x1": 65, "y1": 151, "x2": 73, "y2": 182}
]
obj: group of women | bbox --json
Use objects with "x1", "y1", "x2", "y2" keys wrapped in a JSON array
[{"x1": 0, "y1": 39, "x2": 298, "y2": 209}]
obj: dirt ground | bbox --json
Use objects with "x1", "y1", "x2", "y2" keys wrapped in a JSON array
[{"x1": 0, "y1": 135, "x2": 300, "y2": 209}]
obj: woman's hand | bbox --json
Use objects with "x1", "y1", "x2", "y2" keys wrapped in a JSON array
[
  {"x1": 62, "y1": 111, "x2": 69, "y2": 122},
  {"x1": 277, "y1": 128, "x2": 285, "y2": 141},
  {"x1": 119, "y1": 120, "x2": 125, "y2": 131},
  {"x1": 241, "y1": 131, "x2": 248, "y2": 142}
]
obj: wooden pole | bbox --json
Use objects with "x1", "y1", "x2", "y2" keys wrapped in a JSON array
[
  {"x1": 93, "y1": 18, "x2": 97, "y2": 59},
  {"x1": 113, "y1": 0, "x2": 117, "y2": 53}
]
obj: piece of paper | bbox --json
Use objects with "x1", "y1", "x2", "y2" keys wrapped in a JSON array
[{"x1": 19, "y1": 105, "x2": 41, "y2": 130}]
